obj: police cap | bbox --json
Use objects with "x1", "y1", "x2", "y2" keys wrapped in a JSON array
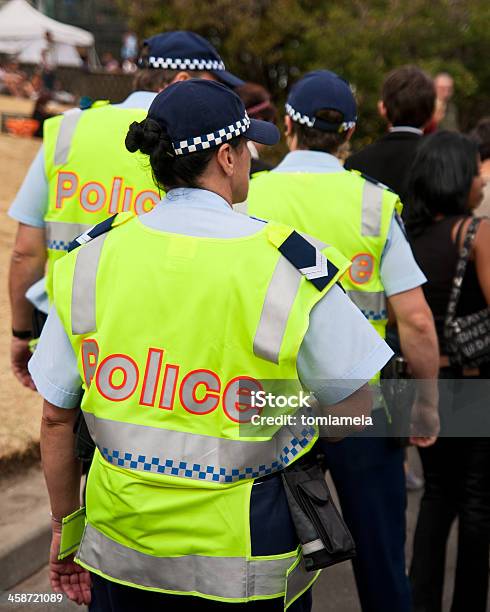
[
  {"x1": 148, "y1": 79, "x2": 280, "y2": 156},
  {"x1": 286, "y1": 70, "x2": 357, "y2": 133},
  {"x1": 139, "y1": 30, "x2": 244, "y2": 89}
]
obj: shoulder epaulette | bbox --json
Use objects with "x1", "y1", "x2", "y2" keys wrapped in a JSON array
[
  {"x1": 79, "y1": 97, "x2": 111, "y2": 111},
  {"x1": 277, "y1": 230, "x2": 339, "y2": 291},
  {"x1": 361, "y1": 172, "x2": 396, "y2": 193},
  {"x1": 67, "y1": 214, "x2": 118, "y2": 252},
  {"x1": 349, "y1": 170, "x2": 396, "y2": 194}
]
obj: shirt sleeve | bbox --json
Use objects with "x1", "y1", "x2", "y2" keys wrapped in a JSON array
[
  {"x1": 8, "y1": 146, "x2": 48, "y2": 228},
  {"x1": 297, "y1": 284, "x2": 393, "y2": 405},
  {"x1": 380, "y1": 214, "x2": 426, "y2": 297},
  {"x1": 28, "y1": 306, "x2": 82, "y2": 408}
]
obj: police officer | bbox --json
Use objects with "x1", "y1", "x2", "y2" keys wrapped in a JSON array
[
  {"x1": 9, "y1": 30, "x2": 244, "y2": 389},
  {"x1": 30, "y1": 80, "x2": 392, "y2": 610},
  {"x1": 247, "y1": 70, "x2": 440, "y2": 612}
]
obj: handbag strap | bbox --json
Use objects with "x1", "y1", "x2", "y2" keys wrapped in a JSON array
[{"x1": 445, "y1": 217, "x2": 481, "y2": 321}]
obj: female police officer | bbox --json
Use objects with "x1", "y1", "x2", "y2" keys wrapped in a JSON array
[{"x1": 30, "y1": 80, "x2": 392, "y2": 611}]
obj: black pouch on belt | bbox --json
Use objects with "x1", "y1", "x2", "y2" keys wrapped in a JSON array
[{"x1": 281, "y1": 458, "x2": 356, "y2": 571}]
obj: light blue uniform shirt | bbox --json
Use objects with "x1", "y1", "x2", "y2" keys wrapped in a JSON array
[
  {"x1": 29, "y1": 188, "x2": 392, "y2": 409},
  {"x1": 8, "y1": 91, "x2": 157, "y2": 313},
  {"x1": 272, "y1": 150, "x2": 426, "y2": 297}
]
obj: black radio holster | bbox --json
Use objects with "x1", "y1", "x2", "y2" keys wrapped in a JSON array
[{"x1": 281, "y1": 453, "x2": 356, "y2": 572}]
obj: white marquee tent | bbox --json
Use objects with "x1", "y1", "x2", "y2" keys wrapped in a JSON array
[{"x1": 0, "y1": 0, "x2": 94, "y2": 66}]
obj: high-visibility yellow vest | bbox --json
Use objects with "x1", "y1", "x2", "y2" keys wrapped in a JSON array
[
  {"x1": 247, "y1": 169, "x2": 403, "y2": 342},
  {"x1": 53, "y1": 212, "x2": 350, "y2": 607},
  {"x1": 43, "y1": 103, "x2": 158, "y2": 301}
]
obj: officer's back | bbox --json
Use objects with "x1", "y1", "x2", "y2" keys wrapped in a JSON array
[{"x1": 247, "y1": 70, "x2": 439, "y2": 612}]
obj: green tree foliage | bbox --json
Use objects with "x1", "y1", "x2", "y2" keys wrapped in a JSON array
[{"x1": 120, "y1": 0, "x2": 490, "y2": 148}]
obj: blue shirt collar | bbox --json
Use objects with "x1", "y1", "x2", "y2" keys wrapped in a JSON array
[
  {"x1": 273, "y1": 150, "x2": 345, "y2": 174},
  {"x1": 115, "y1": 91, "x2": 157, "y2": 110},
  {"x1": 164, "y1": 187, "x2": 232, "y2": 211}
]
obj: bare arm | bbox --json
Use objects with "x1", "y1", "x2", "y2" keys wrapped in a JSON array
[
  {"x1": 318, "y1": 382, "x2": 373, "y2": 440},
  {"x1": 9, "y1": 223, "x2": 46, "y2": 329},
  {"x1": 41, "y1": 400, "x2": 90, "y2": 605},
  {"x1": 389, "y1": 287, "x2": 439, "y2": 379},
  {"x1": 388, "y1": 287, "x2": 440, "y2": 445},
  {"x1": 9, "y1": 224, "x2": 46, "y2": 388},
  {"x1": 41, "y1": 400, "x2": 81, "y2": 518}
]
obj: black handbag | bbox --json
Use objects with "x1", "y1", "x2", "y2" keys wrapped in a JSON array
[{"x1": 444, "y1": 217, "x2": 490, "y2": 367}]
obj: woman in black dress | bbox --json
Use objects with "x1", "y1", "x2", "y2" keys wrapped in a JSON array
[{"x1": 405, "y1": 131, "x2": 490, "y2": 612}]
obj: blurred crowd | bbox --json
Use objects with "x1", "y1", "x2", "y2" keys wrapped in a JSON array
[{"x1": 99, "y1": 31, "x2": 139, "y2": 74}]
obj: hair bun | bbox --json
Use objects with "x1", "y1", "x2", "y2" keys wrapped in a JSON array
[
  {"x1": 125, "y1": 118, "x2": 175, "y2": 158},
  {"x1": 125, "y1": 120, "x2": 146, "y2": 153}
]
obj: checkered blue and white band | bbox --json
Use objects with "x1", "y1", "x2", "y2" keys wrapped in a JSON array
[
  {"x1": 173, "y1": 113, "x2": 251, "y2": 155},
  {"x1": 148, "y1": 56, "x2": 226, "y2": 71},
  {"x1": 285, "y1": 103, "x2": 355, "y2": 132}
]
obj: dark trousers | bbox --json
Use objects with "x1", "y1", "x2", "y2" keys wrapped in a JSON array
[
  {"x1": 320, "y1": 410, "x2": 411, "y2": 612},
  {"x1": 410, "y1": 437, "x2": 490, "y2": 612},
  {"x1": 89, "y1": 573, "x2": 312, "y2": 611}
]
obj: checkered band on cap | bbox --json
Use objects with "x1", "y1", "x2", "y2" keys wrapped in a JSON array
[
  {"x1": 148, "y1": 56, "x2": 226, "y2": 71},
  {"x1": 285, "y1": 103, "x2": 355, "y2": 132},
  {"x1": 173, "y1": 113, "x2": 251, "y2": 155},
  {"x1": 285, "y1": 103, "x2": 315, "y2": 127}
]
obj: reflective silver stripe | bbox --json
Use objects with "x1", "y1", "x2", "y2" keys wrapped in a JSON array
[
  {"x1": 54, "y1": 108, "x2": 83, "y2": 165},
  {"x1": 347, "y1": 290, "x2": 387, "y2": 321},
  {"x1": 45, "y1": 221, "x2": 93, "y2": 252},
  {"x1": 254, "y1": 255, "x2": 301, "y2": 363},
  {"x1": 301, "y1": 538, "x2": 325, "y2": 555},
  {"x1": 361, "y1": 180, "x2": 383, "y2": 236},
  {"x1": 71, "y1": 234, "x2": 107, "y2": 335},
  {"x1": 253, "y1": 234, "x2": 328, "y2": 364},
  {"x1": 83, "y1": 412, "x2": 316, "y2": 483},
  {"x1": 77, "y1": 523, "x2": 295, "y2": 599},
  {"x1": 285, "y1": 557, "x2": 320, "y2": 608}
]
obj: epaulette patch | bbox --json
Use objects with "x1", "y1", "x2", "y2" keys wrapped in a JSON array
[
  {"x1": 350, "y1": 170, "x2": 396, "y2": 193},
  {"x1": 278, "y1": 231, "x2": 338, "y2": 291},
  {"x1": 67, "y1": 214, "x2": 117, "y2": 252},
  {"x1": 360, "y1": 172, "x2": 395, "y2": 193},
  {"x1": 79, "y1": 97, "x2": 110, "y2": 111}
]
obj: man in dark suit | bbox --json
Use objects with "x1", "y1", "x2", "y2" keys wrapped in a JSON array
[{"x1": 345, "y1": 66, "x2": 435, "y2": 210}]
